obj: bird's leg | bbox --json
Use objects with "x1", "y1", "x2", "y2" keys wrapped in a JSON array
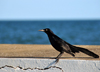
[
  {"x1": 55, "y1": 52, "x2": 64, "y2": 59},
  {"x1": 55, "y1": 52, "x2": 64, "y2": 63}
]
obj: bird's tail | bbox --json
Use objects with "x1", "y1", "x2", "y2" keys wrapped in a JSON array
[{"x1": 76, "y1": 47, "x2": 99, "y2": 58}]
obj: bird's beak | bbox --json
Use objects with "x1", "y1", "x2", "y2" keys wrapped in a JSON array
[{"x1": 38, "y1": 29, "x2": 44, "y2": 32}]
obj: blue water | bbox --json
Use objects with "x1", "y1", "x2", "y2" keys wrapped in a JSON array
[{"x1": 0, "y1": 20, "x2": 100, "y2": 45}]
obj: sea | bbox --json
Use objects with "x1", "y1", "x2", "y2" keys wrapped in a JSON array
[{"x1": 0, "y1": 20, "x2": 100, "y2": 45}]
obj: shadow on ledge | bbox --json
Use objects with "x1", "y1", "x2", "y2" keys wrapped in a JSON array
[{"x1": 0, "y1": 56, "x2": 98, "y2": 60}]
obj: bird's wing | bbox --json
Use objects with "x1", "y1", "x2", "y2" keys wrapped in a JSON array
[
  {"x1": 61, "y1": 41, "x2": 72, "y2": 52},
  {"x1": 53, "y1": 35, "x2": 72, "y2": 52}
]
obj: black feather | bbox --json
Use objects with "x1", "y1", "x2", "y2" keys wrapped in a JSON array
[{"x1": 75, "y1": 47, "x2": 99, "y2": 58}]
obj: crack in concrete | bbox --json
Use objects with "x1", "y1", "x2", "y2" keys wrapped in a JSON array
[
  {"x1": 93, "y1": 62, "x2": 100, "y2": 71},
  {"x1": 0, "y1": 65, "x2": 64, "y2": 72}
]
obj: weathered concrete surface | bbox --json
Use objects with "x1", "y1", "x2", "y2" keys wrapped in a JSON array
[
  {"x1": 0, "y1": 44, "x2": 100, "y2": 72},
  {"x1": 0, "y1": 58, "x2": 100, "y2": 72}
]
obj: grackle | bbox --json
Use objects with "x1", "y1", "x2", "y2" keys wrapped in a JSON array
[{"x1": 39, "y1": 28, "x2": 99, "y2": 62}]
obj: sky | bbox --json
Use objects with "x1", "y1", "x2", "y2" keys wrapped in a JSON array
[{"x1": 0, "y1": 0, "x2": 100, "y2": 20}]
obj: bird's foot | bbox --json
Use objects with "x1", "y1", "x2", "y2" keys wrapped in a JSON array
[
  {"x1": 49, "y1": 57, "x2": 59, "y2": 64},
  {"x1": 55, "y1": 59, "x2": 59, "y2": 64},
  {"x1": 55, "y1": 57, "x2": 59, "y2": 59}
]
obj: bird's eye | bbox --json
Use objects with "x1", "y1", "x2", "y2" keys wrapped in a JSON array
[{"x1": 46, "y1": 29, "x2": 48, "y2": 31}]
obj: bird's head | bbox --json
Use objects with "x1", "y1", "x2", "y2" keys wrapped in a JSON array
[
  {"x1": 39, "y1": 28, "x2": 53, "y2": 34},
  {"x1": 39, "y1": 28, "x2": 50, "y2": 32}
]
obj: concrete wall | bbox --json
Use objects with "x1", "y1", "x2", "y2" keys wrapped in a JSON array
[{"x1": 0, "y1": 58, "x2": 100, "y2": 72}]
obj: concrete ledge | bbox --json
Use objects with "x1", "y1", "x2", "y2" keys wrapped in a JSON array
[
  {"x1": 0, "y1": 58, "x2": 100, "y2": 72},
  {"x1": 0, "y1": 44, "x2": 100, "y2": 59},
  {"x1": 0, "y1": 44, "x2": 100, "y2": 72}
]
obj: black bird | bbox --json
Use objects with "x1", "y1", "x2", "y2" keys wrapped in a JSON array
[{"x1": 39, "y1": 28, "x2": 99, "y2": 62}]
